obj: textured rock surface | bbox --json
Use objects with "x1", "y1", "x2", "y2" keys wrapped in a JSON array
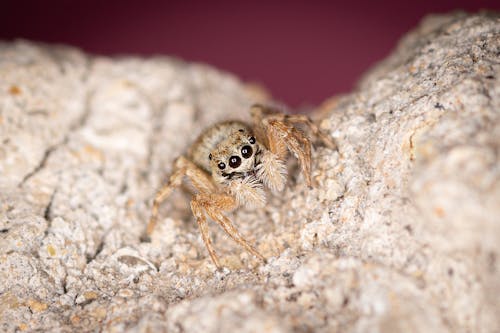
[{"x1": 1, "y1": 12, "x2": 499, "y2": 333}]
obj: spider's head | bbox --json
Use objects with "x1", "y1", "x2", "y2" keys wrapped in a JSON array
[{"x1": 209, "y1": 127, "x2": 259, "y2": 184}]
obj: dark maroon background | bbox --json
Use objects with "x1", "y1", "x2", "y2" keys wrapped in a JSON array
[{"x1": 1, "y1": 1, "x2": 498, "y2": 107}]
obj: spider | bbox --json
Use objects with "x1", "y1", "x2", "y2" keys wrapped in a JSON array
[{"x1": 147, "y1": 104, "x2": 335, "y2": 269}]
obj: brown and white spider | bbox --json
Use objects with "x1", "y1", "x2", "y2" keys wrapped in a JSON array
[{"x1": 147, "y1": 104, "x2": 335, "y2": 269}]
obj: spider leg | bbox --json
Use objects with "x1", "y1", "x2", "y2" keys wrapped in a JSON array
[
  {"x1": 250, "y1": 104, "x2": 287, "y2": 159},
  {"x1": 250, "y1": 104, "x2": 337, "y2": 188},
  {"x1": 250, "y1": 103, "x2": 336, "y2": 150},
  {"x1": 147, "y1": 156, "x2": 215, "y2": 235},
  {"x1": 190, "y1": 198, "x2": 221, "y2": 268},
  {"x1": 266, "y1": 119, "x2": 313, "y2": 187},
  {"x1": 279, "y1": 114, "x2": 337, "y2": 150},
  {"x1": 192, "y1": 193, "x2": 265, "y2": 268}
]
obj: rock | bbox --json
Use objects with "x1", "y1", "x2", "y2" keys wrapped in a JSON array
[{"x1": 1, "y1": 11, "x2": 499, "y2": 333}]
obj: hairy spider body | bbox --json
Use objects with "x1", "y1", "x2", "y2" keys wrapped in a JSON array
[
  {"x1": 189, "y1": 121, "x2": 263, "y2": 186},
  {"x1": 148, "y1": 104, "x2": 335, "y2": 269}
]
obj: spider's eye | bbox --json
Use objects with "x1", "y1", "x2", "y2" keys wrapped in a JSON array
[
  {"x1": 228, "y1": 156, "x2": 241, "y2": 168},
  {"x1": 218, "y1": 162, "x2": 226, "y2": 170},
  {"x1": 241, "y1": 145, "x2": 253, "y2": 159},
  {"x1": 249, "y1": 136, "x2": 256, "y2": 144},
  {"x1": 209, "y1": 153, "x2": 212, "y2": 160}
]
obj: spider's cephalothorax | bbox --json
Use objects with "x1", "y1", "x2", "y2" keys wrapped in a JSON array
[
  {"x1": 190, "y1": 121, "x2": 261, "y2": 184},
  {"x1": 148, "y1": 104, "x2": 336, "y2": 269},
  {"x1": 189, "y1": 120, "x2": 288, "y2": 209}
]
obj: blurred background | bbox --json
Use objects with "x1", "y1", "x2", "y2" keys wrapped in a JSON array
[{"x1": 1, "y1": 0, "x2": 498, "y2": 107}]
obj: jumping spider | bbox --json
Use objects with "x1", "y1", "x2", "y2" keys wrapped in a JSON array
[{"x1": 148, "y1": 104, "x2": 335, "y2": 269}]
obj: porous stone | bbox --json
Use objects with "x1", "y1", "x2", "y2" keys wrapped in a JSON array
[{"x1": 0, "y1": 11, "x2": 499, "y2": 333}]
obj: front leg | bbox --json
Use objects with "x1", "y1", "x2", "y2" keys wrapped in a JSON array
[
  {"x1": 279, "y1": 113, "x2": 337, "y2": 150},
  {"x1": 251, "y1": 106, "x2": 313, "y2": 187},
  {"x1": 250, "y1": 103, "x2": 336, "y2": 149},
  {"x1": 251, "y1": 104, "x2": 334, "y2": 188},
  {"x1": 191, "y1": 192, "x2": 265, "y2": 269},
  {"x1": 148, "y1": 156, "x2": 215, "y2": 235},
  {"x1": 266, "y1": 119, "x2": 313, "y2": 187}
]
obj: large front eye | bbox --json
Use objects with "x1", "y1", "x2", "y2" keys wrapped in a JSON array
[
  {"x1": 241, "y1": 145, "x2": 253, "y2": 159},
  {"x1": 229, "y1": 156, "x2": 241, "y2": 168}
]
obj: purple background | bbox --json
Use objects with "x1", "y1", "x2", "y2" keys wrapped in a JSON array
[{"x1": 1, "y1": 0, "x2": 498, "y2": 107}]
